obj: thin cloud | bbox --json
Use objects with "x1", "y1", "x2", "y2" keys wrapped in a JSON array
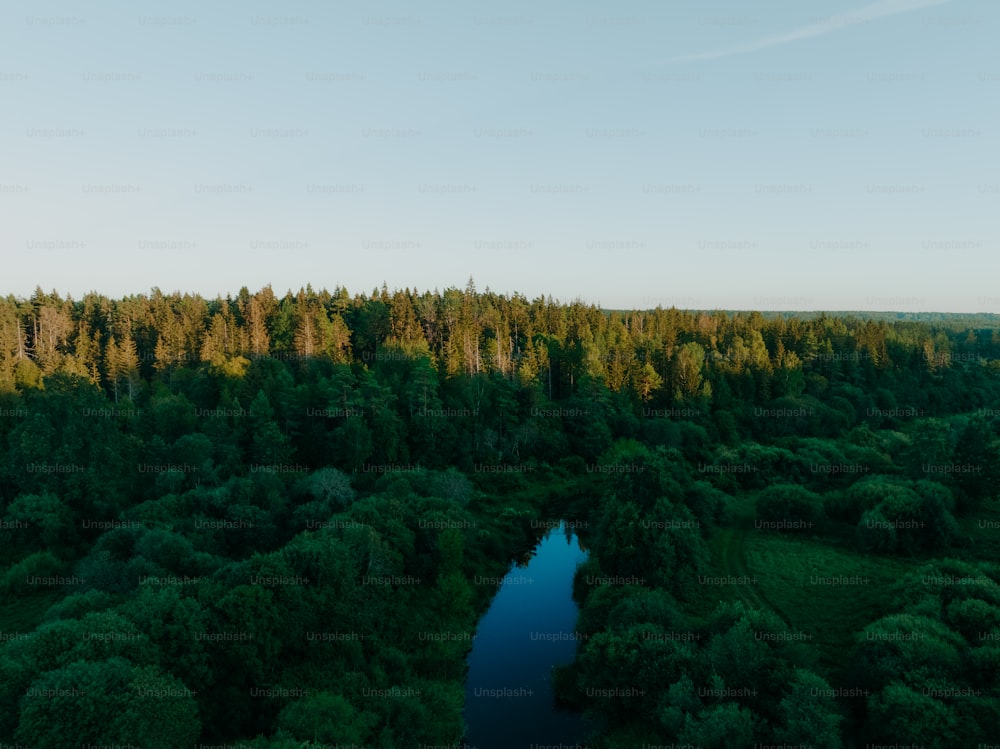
[{"x1": 663, "y1": 0, "x2": 956, "y2": 63}]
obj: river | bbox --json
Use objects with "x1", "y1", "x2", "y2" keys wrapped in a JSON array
[{"x1": 462, "y1": 520, "x2": 592, "y2": 748}]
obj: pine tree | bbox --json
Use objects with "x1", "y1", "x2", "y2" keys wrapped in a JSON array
[{"x1": 105, "y1": 335, "x2": 140, "y2": 403}]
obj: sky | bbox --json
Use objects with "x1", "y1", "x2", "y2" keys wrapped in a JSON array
[{"x1": 1, "y1": 0, "x2": 996, "y2": 312}]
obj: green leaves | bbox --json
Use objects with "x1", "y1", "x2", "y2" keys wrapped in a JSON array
[
  {"x1": 15, "y1": 657, "x2": 200, "y2": 748},
  {"x1": 677, "y1": 701, "x2": 756, "y2": 749},
  {"x1": 276, "y1": 691, "x2": 370, "y2": 745},
  {"x1": 865, "y1": 681, "x2": 962, "y2": 746},
  {"x1": 756, "y1": 484, "x2": 824, "y2": 528},
  {"x1": 852, "y1": 476, "x2": 957, "y2": 554},
  {"x1": 670, "y1": 341, "x2": 707, "y2": 402},
  {"x1": 0, "y1": 492, "x2": 76, "y2": 563},
  {"x1": 775, "y1": 669, "x2": 843, "y2": 748},
  {"x1": 952, "y1": 417, "x2": 1000, "y2": 510}
]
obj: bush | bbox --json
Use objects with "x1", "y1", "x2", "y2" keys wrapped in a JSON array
[
  {"x1": 854, "y1": 480, "x2": 956, "y2": 555},
  {"x1": 1, "y1": 551, "x2": 64, "y2": 596},
  {"x1": 756, "y1": 484, "x2": 823, "y2": 527}
]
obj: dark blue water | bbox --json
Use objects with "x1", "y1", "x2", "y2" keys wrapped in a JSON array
[{"x1": 463, "y1": 521, "x2": 590, "y2": 749}]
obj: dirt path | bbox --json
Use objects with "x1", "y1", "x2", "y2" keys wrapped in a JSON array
[{"x1": 715, "y1": 524, "x2": 793, "y2": 628}]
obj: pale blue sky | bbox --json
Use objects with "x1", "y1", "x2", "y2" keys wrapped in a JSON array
[{"x1": 1, "y1": 0, "x2": 996, "y2": 311}]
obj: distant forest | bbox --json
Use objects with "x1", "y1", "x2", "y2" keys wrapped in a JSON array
[
  {"x1": 699, "y1": 310, "x2": 1000, "y2": 327},
  {"x1": 1, "y1": 282, "x2": 1000, "y2": 748},
  {"x1": 4, "y1": 281, "x2": 1000, "y2": 405}
]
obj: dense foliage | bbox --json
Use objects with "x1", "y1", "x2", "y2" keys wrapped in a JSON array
[{"x1": 1, "y1": 283, "x2": 999, "y2": 746}]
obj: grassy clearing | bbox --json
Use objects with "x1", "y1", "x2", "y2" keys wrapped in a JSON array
[
  {"x1": 743, "y1": 532, "x2": 911, "y2": 677},
  {"x1": 685, "y1": 531, "x2": 745, "y2": 622},
  {"x1": 685, "y1": 494, "x2": 769, "y2": 623},
  {"x1": 689, "y1": 495, "x2": 1000, "y2": 681}
]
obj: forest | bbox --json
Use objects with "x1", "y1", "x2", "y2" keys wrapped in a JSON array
[{"x1": 1, "y1": 281, "x2": 1000, "y2": 747}]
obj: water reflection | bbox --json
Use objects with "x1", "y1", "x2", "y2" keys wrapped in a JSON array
[{"x1": 463, "y1": 521, "x2": 591, "y2": 749}]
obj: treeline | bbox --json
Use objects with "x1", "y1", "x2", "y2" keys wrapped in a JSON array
[
  {"x1": 744, "y1": 310, "x2": 1000, "y2": 327},
  {"x1": 4, "y1": 282, "x2": 1000, "y2": 406}
]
